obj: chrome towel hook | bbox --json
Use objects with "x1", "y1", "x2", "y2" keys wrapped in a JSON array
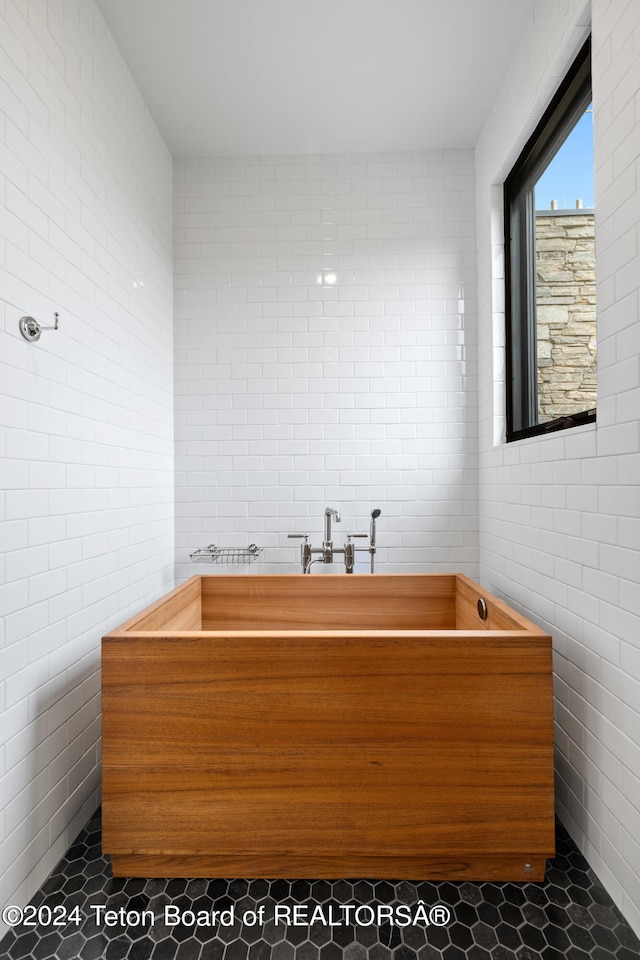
[{"x1": 19, "y1": 312, "x2": 60, "y2": 342}]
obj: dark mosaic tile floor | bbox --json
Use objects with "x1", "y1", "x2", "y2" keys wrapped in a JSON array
[{"x1": 2, "y1": 810, "x2": 639, "y2": 960}]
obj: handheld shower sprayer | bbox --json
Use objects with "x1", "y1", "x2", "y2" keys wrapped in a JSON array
[{"x1": 370, "y1": 508, "x2": 381, "y2": 572}]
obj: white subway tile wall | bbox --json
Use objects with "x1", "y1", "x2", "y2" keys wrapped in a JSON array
[
  {"x1": 0, "y1": 0, "x2": 174, "y2": 936},
  {"x1": 174, "y1": 153, "x2": 478, "y2": 580},
  {"x1": 3, "y1": 0, "x2": 640, "y2": 947},
  {"x1": 475, "y1": 0, "x2": 640, "y2": 938}
]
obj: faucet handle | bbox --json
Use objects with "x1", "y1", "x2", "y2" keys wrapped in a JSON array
[
  {"x1": 346, "y1": 533, "x2": 368, "y2": 540},
  {"x1": 287, "y1": 533, "x2": 309, "y2": 539}
]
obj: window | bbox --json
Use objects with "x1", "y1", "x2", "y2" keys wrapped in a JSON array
[{"x1": 504, "y1": 37, "x2": 595, "y2": 442}]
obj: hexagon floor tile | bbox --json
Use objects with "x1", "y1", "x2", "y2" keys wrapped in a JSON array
[{"x1": 1, "y1": 810, "x2": 639, "y2": 959}]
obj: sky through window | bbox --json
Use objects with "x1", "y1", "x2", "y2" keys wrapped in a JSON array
[{"x1": 534, "y1": 104, "x2": 594, "y2": 210}]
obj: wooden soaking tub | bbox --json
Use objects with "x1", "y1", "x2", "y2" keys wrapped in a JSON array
[{"x1": 102, "y1": 574, "x2": 555, "y2": 881}]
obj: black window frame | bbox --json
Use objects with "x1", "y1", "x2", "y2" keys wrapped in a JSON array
[{"x1": 504, "y1": 36, "x2": 596, "y2": 442}]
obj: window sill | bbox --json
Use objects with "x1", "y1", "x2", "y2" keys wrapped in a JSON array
[{"x1": 507, "y1": 408, "x2": 596, "y2": 443}]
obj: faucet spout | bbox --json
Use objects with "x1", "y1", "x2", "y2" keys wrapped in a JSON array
[{"x1": 324, "y1": 507, "x2": 341, "y2": 544}]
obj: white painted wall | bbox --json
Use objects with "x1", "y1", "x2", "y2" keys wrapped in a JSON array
[
  {"x1": 0, "y1": 0, "x2": 174, "y2": 937},
  {"x1": 174, "y1": 154, "x2": 478, "y2": 581},
  {"x1": 476, "y1": 0, "x2": 640, "y2": 937}
]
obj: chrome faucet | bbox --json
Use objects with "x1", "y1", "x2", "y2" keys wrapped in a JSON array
[
  {"x1": 288, "y1": 507, "x2": 381, "y2": 574},
  {"x1": 323, "y1": 507, "x2": 341, "y2": 562}
]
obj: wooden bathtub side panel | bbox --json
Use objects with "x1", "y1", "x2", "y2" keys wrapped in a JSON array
[
  {"x1": 106, "y1": 577, "x2": 202, "y2": 633},
  {"x1": 102, "y1": 631, "x2": 555, "y2": 877},
  {"x1": 200, "y1": 574, "x2": 457, "y2": 630},
  {"x1": 455, "y1": 575, "x2": 546, "y2": 633}
]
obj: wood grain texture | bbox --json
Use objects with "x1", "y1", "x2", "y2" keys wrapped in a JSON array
[
  {"x1": 200, "y1": 573, "x2": 457, "y2": 630},
  {"x1": 110, "y1": 854, "x2": 548, "y2": 882},
  {"x1": 454, "y1": 574, "x2": 541, "y2": 631},
  {"x1": 102, "y1": 575, "x2": 555, "y2": 880},
  {"x1": 107, "y1": 577, "x2": 202, "y2": 632}
]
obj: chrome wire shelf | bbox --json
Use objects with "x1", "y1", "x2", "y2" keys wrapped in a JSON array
[{"x1": 189, "y1": 543, "x2": 263, "y2": 564}]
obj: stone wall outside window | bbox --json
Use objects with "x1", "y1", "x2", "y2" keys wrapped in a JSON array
[{"x1": 535, "y1": 210, "x2": 596, "y2": 422}]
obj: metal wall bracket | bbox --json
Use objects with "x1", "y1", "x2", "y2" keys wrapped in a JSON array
[{"x1": 19, "y1": 313, "x2": 60, "y2": 342}]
